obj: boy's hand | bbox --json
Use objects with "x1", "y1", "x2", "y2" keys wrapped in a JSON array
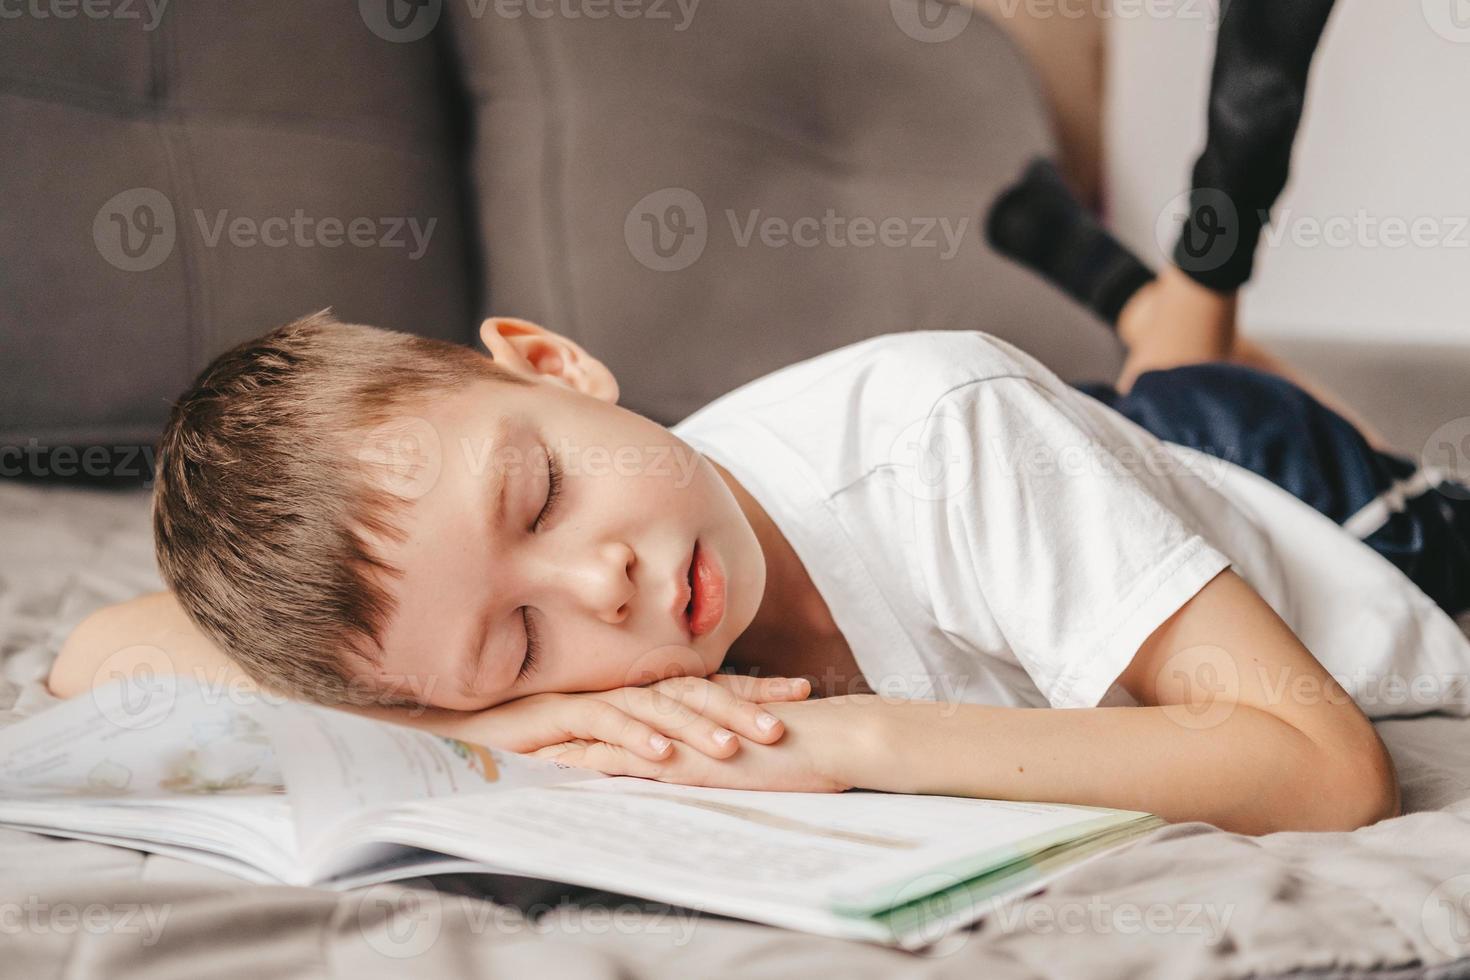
[
  {"x1": 531, "y1": 695, "x2": 878, "y2": 793},
  {"x1": 454, "y1": 674, "x2": 812, "y2": 763}
]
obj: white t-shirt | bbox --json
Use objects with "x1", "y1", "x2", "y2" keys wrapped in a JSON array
[{"x1": 670, "y1": 331, "x2": 1470, "y2": 719}]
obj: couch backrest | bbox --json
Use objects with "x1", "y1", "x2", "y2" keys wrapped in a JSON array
[
  {"x1": 448, "y1": 0, "x2": 1120, "y2": 425},
  {"x1": 0, "y1": 1, "x2": 475, "y2": 466},
  {"x1": 2, "y1": 0, "x2": 1120, "y2": 480}
]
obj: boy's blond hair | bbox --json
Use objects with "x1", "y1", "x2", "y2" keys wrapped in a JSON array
[{"x1": 152, "y1": 310, "x2": 532, "y2": 706}]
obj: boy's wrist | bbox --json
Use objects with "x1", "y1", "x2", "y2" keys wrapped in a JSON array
[
  {"x1": 824, "y1": 697, "x2": 961, "y2": 795},
  {"x1": 795, "y1": 694, "x2": 904, "y2": 793}
]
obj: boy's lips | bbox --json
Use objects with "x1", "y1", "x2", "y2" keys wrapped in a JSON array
[
  {"x1": 688, "y1": 539, "x2": 726, "y2": 637},
  {"x1": 673, "y1": 538, "x2": 726, "y2": 639}
]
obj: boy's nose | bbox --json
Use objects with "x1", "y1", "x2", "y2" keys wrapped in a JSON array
[{"x1": 567, "y1": 540, "x2": 637, "y2": 625}]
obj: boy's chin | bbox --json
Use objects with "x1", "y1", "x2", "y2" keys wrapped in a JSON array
[{"x1": 619, "y1": 642, "x2": 728, "y2": 687}]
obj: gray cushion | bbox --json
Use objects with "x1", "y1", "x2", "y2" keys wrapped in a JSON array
[
  {"x1": 0, "y1": 3, "x2": 475, "y2": 456},
  {"x1": 3, "y1": 0, "x2": 1118, "y2": 463},
  {"x1": 447, "y1": 0, "x2": 1122, "y2": 425}
]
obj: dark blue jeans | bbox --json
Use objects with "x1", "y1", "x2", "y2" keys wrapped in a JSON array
[{"x1": 1073, "y1": 363, "x2": 1470, "y2": 618}]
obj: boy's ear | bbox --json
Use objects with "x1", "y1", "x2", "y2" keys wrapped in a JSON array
[{"x1": 478, "y1": 317, "x2": 619, "y2": 404}]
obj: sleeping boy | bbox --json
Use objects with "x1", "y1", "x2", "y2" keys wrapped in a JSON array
[
  {"x1": 48, "y1": 299, "x2": 1470, "y2": 836},
  {"x1": 47, "y1": 0, "x2": 1470, "y2": 834}
]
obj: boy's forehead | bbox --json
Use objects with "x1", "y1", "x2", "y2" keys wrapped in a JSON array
[{"x1": 353, "y1": 395, "x2": 528, "y2": 504}]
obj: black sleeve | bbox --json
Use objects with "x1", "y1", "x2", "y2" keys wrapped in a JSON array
[{"x1": 1172, "y1": 0, "x2": 1338, "y2": 292}]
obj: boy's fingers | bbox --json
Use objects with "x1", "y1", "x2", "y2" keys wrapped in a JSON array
[
  {"x1": 530, "y1": 741, "x2": 604, "y2": 770},
  {"x1": 530, "y1": 738, "x2": 592, "y2": 758},
  {"x1": 623, "y1": 687, "x2": 741, "y2": 759},
  {"x1": 708, "y1": 673, "x2": 812, "y2": 703},
  {"x1": 567, "y1": 700, "x2": 674, "y2": 762},
  {"x1": 654, "y1": 676, "x2": 788, "y2": 745},
  {"x1": 534, "y1": 741, "x2": 667, "y2": 780}
]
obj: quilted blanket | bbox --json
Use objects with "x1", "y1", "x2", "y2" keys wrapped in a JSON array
[{"x1": 4, "y1": 481, "x2": 1470, "y2": 980}]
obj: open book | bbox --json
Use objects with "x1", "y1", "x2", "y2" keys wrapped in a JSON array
[{"x1": 0, "y1": 677, "x2": 1162, "y2": 948}]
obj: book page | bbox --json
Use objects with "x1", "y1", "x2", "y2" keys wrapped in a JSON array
[
  {"x1": 0, "y1": 677, "x2": 594, "y2": 878},
  {"x1": 1, "y1": 679, "x2": 1152, "y2": 941},
  {"x1": 0, "y1": 677, "x2": 284, "y2": 799},
  {"x1": 254, "y1": 695, "x2": 599, "y2": 852},
  {"x1": 0, "y1": 677, "x2": 298, "y2": 875},
  {"x1": 333, "y1": 778, "x2": 1148, "y2": 939}
]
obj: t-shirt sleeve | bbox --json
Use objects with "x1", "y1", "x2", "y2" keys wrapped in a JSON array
[{"x1": 914, "y1": 375, "x2": 1233, "y2": 708}]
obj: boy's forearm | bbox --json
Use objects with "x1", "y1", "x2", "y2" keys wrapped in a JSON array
[{"x1": 820, "y1": 698, "x2": 1397, "y2": 836}]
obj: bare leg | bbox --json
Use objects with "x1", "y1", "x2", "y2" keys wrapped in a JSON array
[
  {"x1": 986, "y1": 157, "x2": 1389, "y2": 448},
  {"x1": 1114, "y1": 264, "x2": 1235, "y2": 390},
  {"x1": 1116, "y1": 269, "x2": 1391, "y2": 450}
]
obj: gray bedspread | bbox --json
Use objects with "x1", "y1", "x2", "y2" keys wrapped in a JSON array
[{"x1": 4, "y1": 480, "x2": 1470, "y2": 980}]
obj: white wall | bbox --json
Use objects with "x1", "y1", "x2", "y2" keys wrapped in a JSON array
[{"x1": 1105, "y1": 1, "x2": 1470, "y2": 345}]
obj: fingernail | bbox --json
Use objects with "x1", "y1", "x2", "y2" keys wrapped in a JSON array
[
  {"x1": 756, "y1": 712, "x2": 779, "y2": 732},
  {"x1": 649, "y1": 735, "x2": 671, "y2": 754},
  {"x1": 712, "y1": 729, "x2": 735, "y2": 747}
]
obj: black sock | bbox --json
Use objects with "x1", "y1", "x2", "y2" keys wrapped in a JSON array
[{"x1": 985, "y1": 158, "x2": 1156, "y2": 329}]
